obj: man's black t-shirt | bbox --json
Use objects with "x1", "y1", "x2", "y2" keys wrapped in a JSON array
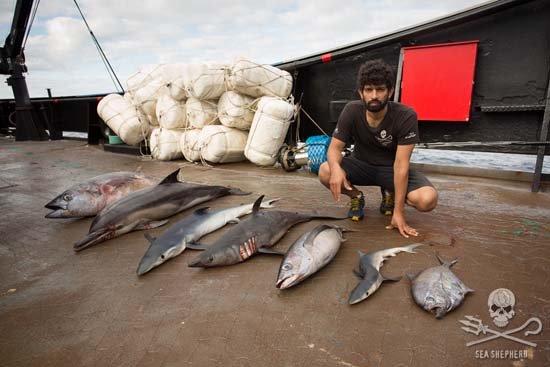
[{"x1": 332, "y1": 100, "x2": 420, "y2": 166}]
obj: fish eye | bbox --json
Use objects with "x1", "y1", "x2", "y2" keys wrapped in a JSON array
[
  {"x1": 282, "y1": 263, "x2": 292, "y2": 271},
  {"x1": 63, "y1": 194, "x2": 73, "y2": 201},
  {"x1": 161, "y1": 254, "x2": 165, "y2": 260}
]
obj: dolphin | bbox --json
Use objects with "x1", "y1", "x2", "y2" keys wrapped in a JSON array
[
  {"x1": 45, "y1": 171, "x2": 155, "y2": 218},
  {"x1": 348, "y1": 243, "x2": 425, "y2": 305},
  {"x1": 188, "y1": 195, "x2": 347, "y2": 268},
  {"x1": 73, "y1": 168, "x2": 249, "y2": 252},
  {"x1": 136, "y1": 197, "x2": 279, "y2": 275}
]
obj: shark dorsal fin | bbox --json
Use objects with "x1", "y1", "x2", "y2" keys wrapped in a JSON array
[
  {"x1": 252, "y1": 195, "x2": 265, "y2": 215},
  {"x1": 194, "y1": 207, "x2": 210, "y2": 215},
  {"x1": 158, "y1": 169, "x2": 181, "y2": 185}
]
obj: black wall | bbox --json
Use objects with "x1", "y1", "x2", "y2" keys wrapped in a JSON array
[{"x1": 287, "y1": 0, "x2": 550, "y2": 154}]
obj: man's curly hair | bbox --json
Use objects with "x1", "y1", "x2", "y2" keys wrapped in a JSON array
[{"x1": 357, "y1": 59, "x2": 395, "y2": 91}]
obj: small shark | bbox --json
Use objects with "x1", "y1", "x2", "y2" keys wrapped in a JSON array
[{"x1": 348, "y1": 243, "x2": 425, "y2": 305}]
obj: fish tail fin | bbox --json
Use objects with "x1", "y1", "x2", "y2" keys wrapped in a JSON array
[
  {"x1": 436, "y1": 252, "x2": 458, "y2": 268},
  {"x1": 260, "y1": 197, "x2": 280, "y2": 209},
  {"x1": 404, "y1": 242, "x2": 427, "y2": 253}
]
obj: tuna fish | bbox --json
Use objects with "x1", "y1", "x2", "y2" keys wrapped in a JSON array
[
  {"x1": 276, "y1": 224, "x2": 346, "y2": 289},
  {"x1": 136, "y1": 197, "x2": 280, "y2": 276},
  {"x1": 348, "y1": 243, "x2": 425, "y2": 305},
  {"x1": 73, "y1": 169, "x2": 250, "y2": 252},
  {"x1": 187, "y1": 196, "x2": 347, "y2": 268},
  {"x1": 409, "y1": 253, "x2": 473, "y2": 319},
  {"x1": 45, "y1": 171, "x2": 155, "y2": 218}
]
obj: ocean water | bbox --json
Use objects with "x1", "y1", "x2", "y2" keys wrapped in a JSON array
[{"x1": 411, "y1": 148, "x2": 550, "y2": 174}]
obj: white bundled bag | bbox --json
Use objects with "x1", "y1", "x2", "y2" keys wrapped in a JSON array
[
  {"x1": 228, "y1": 58, "x2": 293, "y2": 99},
  {"x1": 149, "y1": 127, "x2": 184, "y2": 161},
  {"x1": 179, "y1": 129, "x2": 202, "y2": 162},
  {"x1": 218, "y1": 91, "x2": 256, "y2": 130},
  {"x1": 167, "y1": 64, "x2": 189, "y2": 101},
  {"x1": 186, "y1": 97, "x2": 219, "y2": 128},
  {"x1": 132, "y1": 77, "x2": 167, "y2": 126},
  {"x1": 156, "y1": 94, "x2": 188, "y2": 129},
  {"x1": 245, "y1": 97, "x2": 295, "y2": 166},
  {"x1": 123, "y1": 93, "x2": 150, "y2": 129},
  {"x1": 97, "y1": 93, "x2": 150, "y2": 146},
  {"x1": 198, "y1": 125, "x2": 248, "y2": 163},
  {"x1": 126, "y1": 64, "x2": 164, "y2": 93},
  {"x1": 169, "y1": 76, "x2": 187, "y2": 102},
  {"x1": 183, "y1": 62, "x2": 227, "y2": 100},
  {"x1": 161, "y1": 63, "x2": 187, "y2": 85}
]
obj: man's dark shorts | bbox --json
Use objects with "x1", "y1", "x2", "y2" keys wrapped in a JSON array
[{"x1": 340, "y1": 156, "x2": 433, "y2": 193}]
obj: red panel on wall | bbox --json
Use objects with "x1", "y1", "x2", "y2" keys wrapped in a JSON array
[{"x1": 400, "y1": 41, "x2": 478, "y2": 122}]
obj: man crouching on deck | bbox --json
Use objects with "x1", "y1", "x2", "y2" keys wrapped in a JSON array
[{"x1": 318, "y1": 59, "x2": 438, "y2": 238}]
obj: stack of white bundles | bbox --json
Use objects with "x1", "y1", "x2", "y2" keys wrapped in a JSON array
[
  {"x1": 228, "y1": 58, "x2": 293, "y2": 99},
  {"x1": 218, "y1": 91, "x2": 256, "y2": 130},
  {"x1": 183, "y1": 62, "x2": 227, "y2": 100},
  {"x1": 198, "y1": 125, "x2": 248, "y2": 163},
  {"x1": 149, "y1": 127, "x2": 184, "y2": 161},
  {"x1": 180, "y1": 129, "x2": 202, "y2": 162},
  {"x1": 186, "y1": 97, "x2": 219, "y2": 128},
  {"x1": 156, "y1": 94, "x2": 188, "y2": 129},
  {"x1": 245, "y1": 97, "x2": 295, "y2": 166},
  {"x1": 97, "y1": 94, "x2": 150, "y2": 146}
]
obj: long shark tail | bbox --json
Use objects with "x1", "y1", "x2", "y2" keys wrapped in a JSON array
[{"x1": 402, "y1": 243, "x2": 427, "y2": 254}]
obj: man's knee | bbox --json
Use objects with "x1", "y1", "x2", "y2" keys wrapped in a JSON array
[{"x1": 408, "y1": 186, "x2": 438, "y2": 212}]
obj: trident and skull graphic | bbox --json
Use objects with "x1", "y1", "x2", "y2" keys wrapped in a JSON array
[{"x1": 460, "y1": 288, "x2": 543, "y2": 347}]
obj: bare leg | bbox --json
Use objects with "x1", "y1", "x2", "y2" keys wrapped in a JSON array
[{"x1": 406, "y1": 186, "x2": 438, "y2": 212}]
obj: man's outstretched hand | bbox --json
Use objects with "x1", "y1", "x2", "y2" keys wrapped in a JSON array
[{"x1": 386, "y1": 212, "x2": 418, "y2": 238}]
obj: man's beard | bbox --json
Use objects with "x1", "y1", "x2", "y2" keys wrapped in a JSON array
[{"x1": 365, "y1": 97, "x2": 388, "y2": 113}]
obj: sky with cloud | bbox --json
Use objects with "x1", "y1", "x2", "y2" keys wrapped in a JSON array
[{"x1": 0, "y1": 0, "x2": 487, "y2": 99}]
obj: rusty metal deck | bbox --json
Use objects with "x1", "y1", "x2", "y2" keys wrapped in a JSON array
[{"x1": 1, "y1": 139, "x2": 549, "y2": 367}]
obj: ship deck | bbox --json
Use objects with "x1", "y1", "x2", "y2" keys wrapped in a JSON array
[{"x1": 1, "y1": 139, "x2": 549, "y2": 367}]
